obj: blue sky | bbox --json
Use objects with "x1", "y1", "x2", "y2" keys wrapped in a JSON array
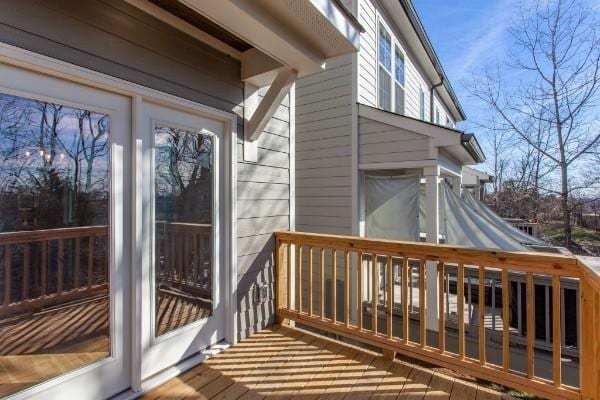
[{"x1": 412, "y1": 0, "x2": 518, "y2": 133}]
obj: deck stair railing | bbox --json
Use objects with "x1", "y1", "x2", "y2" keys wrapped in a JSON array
[
  {"x1": 0, "y1": 225, "x2": 109, "y2": 317},
  {"x1": 275, "y1": 231, "x2": 600, "y2": 400}
]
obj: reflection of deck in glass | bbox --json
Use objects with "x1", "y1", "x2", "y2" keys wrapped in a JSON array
[
  {"x1": 0, "y1": 293, "x2": 110, "y2": 397},
  {"x1": 155, "y1": 221, "x2": 213, "y2": 336}
]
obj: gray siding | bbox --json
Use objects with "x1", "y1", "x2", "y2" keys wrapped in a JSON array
[
  {"x1": 0, "y1": 0, "x2": 290, "y2": 341},
  {"x1": 295, "y1": 56, "x2": 354, "y2": 235},
  {"x1": 358, "y1": 117, "x2": 430, "y2": 165}
]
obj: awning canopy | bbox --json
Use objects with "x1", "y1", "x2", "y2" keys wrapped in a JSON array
[{"x1": 462, "y1": 189, "x2": 546, "y2": 246}]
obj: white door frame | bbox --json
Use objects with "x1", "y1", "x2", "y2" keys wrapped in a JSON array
[
  {"x1": 137, "y1": 100, "x2": 229, "y2": 381},
  {"x1": 0, "y1": 42, "x2": 239, "y2": 395}
]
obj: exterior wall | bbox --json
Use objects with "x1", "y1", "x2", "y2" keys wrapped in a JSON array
[
  {"x1": 438, "y1": 149, "x2": 464, "y2": 176},
  {"x1": 0, "y1": 0, "x2": 290, "y2": 340},
  {"x1": 295, "y1": 55, "x2": 354, "y2": 235},
  {"x1": 357, "y1": 0, "x2": 455, "y2": 127},
  {"x1": 358, "y1": 117, "x2": 430, "y2": 165}
]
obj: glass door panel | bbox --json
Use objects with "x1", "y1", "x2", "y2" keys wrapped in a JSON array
[
  {"x1": 0, "y1": 92, "x2": 111, "y2": 397},
  {"x1": 154, "y1": 123, "x2": 214, "y2": 336},
  {"x1": 140, "y1": 100, "x2": 225, "y2": 380}
]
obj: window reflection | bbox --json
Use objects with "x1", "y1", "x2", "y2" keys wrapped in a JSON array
[
  {"x1": 0, "y1": 92, "x2": 110, "y2": 397},
  {"x1": 154, "y1": 123, "x2": 213, "y2": 336}
]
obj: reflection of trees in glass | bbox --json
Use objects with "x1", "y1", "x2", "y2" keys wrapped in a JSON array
[
  {"x1": 154, "y1": 125, "x2": 212, "y2": 224},
  {"x1": 0, "y1": 93, "x2": 109, "y2": 232}
]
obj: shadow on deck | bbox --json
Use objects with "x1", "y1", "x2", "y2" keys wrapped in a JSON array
[{"x1": 142, "y1": 326, "x2": 508, "y2": 400}]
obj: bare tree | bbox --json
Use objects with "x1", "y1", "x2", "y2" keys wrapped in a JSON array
[{"x1": 472, "y1": 0, "x2": 600, "y2": 248}]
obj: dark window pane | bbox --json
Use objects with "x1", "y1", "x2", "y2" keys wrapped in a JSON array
[{"x1": 379, "y1": 67, "x2": 392, "y2": 112}]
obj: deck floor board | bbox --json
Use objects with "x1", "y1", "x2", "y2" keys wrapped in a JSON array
[{"x1": 145, "y1": 326, "x2": 507, "y2": 400}]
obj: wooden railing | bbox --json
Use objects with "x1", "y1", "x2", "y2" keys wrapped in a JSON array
[
  {"x1": 155, "y1": 221, "x2": 212, "y2": 298},
  {"x1": 0, "y1": 225, "x2": 109, "y2": 317},
  {"x1": 275, "y1": 231, "x2": 600, "y2": 400}
]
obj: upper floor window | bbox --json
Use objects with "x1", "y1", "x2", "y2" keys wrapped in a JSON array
[
  {"x1": 419, "y1": 89, "x2": 425, "y2": 120},
  {"x1": 435, "y1": 108, "x2": 440, "y2": 124},
  {"x1": 378, "y1": 25, "x2": 392, "y2": 111},
  {"x1": 446, "y1": 117, "x2": 452, "y2": 127},
  {"x1": 394, "y1": 47, "x2": 405, "y2": 115}
]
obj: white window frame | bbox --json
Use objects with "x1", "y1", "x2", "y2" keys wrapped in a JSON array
[
  {"x1": 0, "y1": 41, "x2": 239, "y2": 397},
  {"x1": 376, "y1": 18, "x2": 405, "y2": 115}
]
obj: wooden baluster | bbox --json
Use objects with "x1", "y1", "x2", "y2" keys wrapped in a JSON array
[
  {"x1": 41, "y1": 241, "x2": 48, "y2": 296},
  {"x1": 357, "y1": 252, "x2": 363, "y2": 330},
  {"x1": 183, "y1": 230, "x2": 189, "y2": 283},
  {"x1": 320, "y1": 248, "x2": 325, "y2": 319},
  {"x1": 502, "y1": 268, "x2": 510, "y2": 372},
  {"x1": 580, "y1": 278, "x2": 598, "y2": 399},
  {"x1": 23, "y1": 244, "x2": 30, "y2": 300},
  {"x1": 3, "y1": 245, "x2": 11, "y2": 305},
  {"x1": 344, "y1": 249, "x2": 350, "y2": 327},
  {"x1": 87, "y1": 236, "x2": 94, "y2": 288},
  {"x1": 178, "y1": 231, "x2": 184, "y2": 280},
  {"x1": 288, "y1": 241, "x2": 293, "y2": 311},
  {"x1": 372, "y1": 255, "x2": 378, "y2": 335},
  {"x1": 308, "y1": 247, "x2": 313, "y2": 317},
  {"x1": 297, "y1": 245, "x2": 302, "y2": 314},
  {"x1": 526, "y1": 272, "x2": 535, "y2": 379},
  {"x1": 276, "y1": 238, "x2": 285, "y2": 323},
  {"x1": 332, "y1": 249, "x2": 337, "y2": 323},
  {"x1": 170, "y1": 231, "x2": 176, "y2": 279},
  {"x1": 387, "y1": 255, "x2": 393, "y2": 339},
  {"x1": 438, "y1": 261, "x2": 445, "y2": 353},
  {"x1": 479, "y1": 266, "x2": 486, "y2": 365},
  {"x1": 57, "y1": 239, "x2": 64, "y2": 294},
  {"x1": 458, "y1": 263, "x2": 465, "y2": 360},
  {"x1": 552, "y1": 275, "x2": 561, "y2": 387},
  {"x1": 74, "y1": 237, "x2": 81, "y2": 289},
  {"x1": 402, "y1": 257, "x2": 409, "y2": 344},
  {"x1": 419, "y1": 259, "x2": 426, "y2": 348}
]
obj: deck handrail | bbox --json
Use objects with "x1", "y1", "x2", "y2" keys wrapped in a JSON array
[
  {"x1": 0, "y1": 225, "x2": 110, "y2": 317},
  {"x1": 275, "y1": 231, "x2": 600, "y2": 400}
]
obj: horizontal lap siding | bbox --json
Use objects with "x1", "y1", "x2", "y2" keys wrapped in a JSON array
[
  {"x1": 358, "y1": 117, "x2": 430, "y2": 165},
  {"x1": 296, "y1": 54, "x2": 354, "y2": 236},
  {"x1": 236, "y1": 87, "x2": 290, "y2": 338},
  {"x1": 357, "y1": 0, "x2": 377, "y2": 107},
  {"x1": 0, "y1": 0, "x2": 290, "y2": 341}
]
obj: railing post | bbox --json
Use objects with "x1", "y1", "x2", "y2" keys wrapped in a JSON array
[
  {"x1": 580, "y1": 275, "x2": 598, "y2": 400},
  {"x1": 275, "y1": 236, "x2": 287, "y2": 325}
]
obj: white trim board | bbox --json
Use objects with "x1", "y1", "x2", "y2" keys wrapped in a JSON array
[{"x1": 0, "y1": 42, "x2": 239, "y2": 396}]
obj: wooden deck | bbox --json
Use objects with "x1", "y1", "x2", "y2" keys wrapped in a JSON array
[
  {"x1": 142, "y1": 326, "x2": 509, "y2": 400},
  {"x1": 0, "y1": 291, "x2": 210, "y2": 397}
]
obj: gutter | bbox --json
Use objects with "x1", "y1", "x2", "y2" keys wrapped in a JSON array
[
  {"x1": 398, "y1": 0, "x2": 467, "y2": 121},
  {"x1": 461, "y1": 133, "x2": 486, "y2": 163}
]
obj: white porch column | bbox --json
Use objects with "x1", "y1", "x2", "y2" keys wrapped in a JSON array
[{"x1": 424, "y1": 166, "x2": 440, "y2": 332}]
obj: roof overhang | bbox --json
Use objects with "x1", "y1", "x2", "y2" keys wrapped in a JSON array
[
  {"x1": 379, "y1": 0, "x2": 466, "y2": 121},
  {"x1": 179, "y1": 0, "x2": 361, "y2": 79},
  {"x1": 358, "y1": 104, "x2": 484, "y2": 165}
]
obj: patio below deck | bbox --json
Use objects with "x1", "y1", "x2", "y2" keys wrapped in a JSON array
[{"x1": 141, "y1": 325, "x2": 506, "y2": 400}]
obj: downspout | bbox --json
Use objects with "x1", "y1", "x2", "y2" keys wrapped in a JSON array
[{"x1": 430, "y1": 78, "x2": 444, "y2": 123}]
